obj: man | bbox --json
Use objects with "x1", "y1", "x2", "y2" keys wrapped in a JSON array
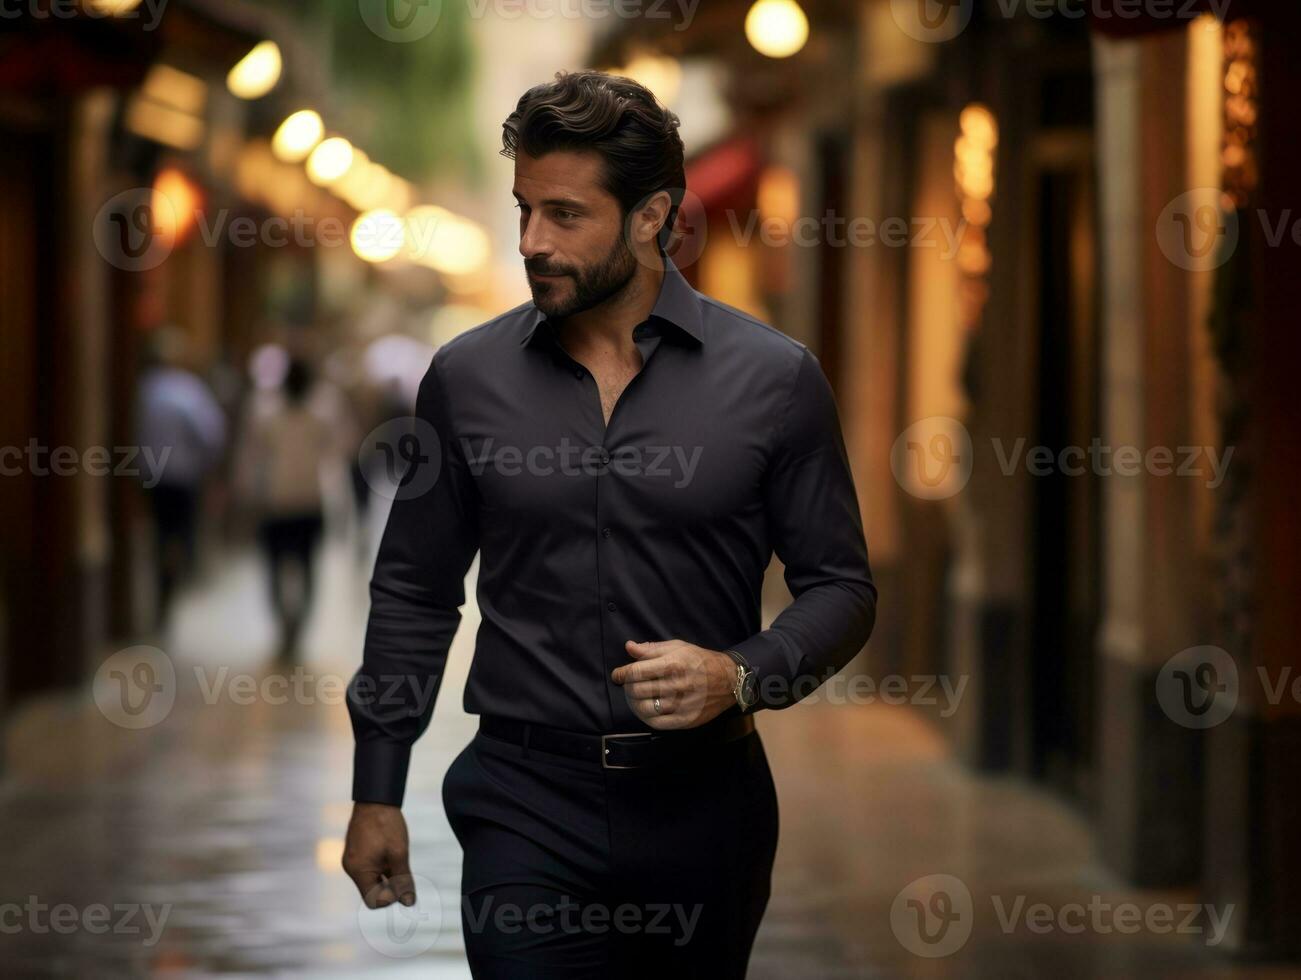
[{"x1": 343, "y1": 70, "x2": 876, "y2": 978}]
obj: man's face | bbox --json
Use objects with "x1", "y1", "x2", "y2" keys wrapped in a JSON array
[{"x1": 513, "y1": 150, "x2": 640, "y2": 319}]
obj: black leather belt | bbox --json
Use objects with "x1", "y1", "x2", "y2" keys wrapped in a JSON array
[{"x1": 479, "y1": 713, "x2": 755, "y2": 770}]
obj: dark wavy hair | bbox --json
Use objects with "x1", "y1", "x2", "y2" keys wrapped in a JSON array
[{"x1": 501, "y1": 70, "x2": 686, "y2": 251}]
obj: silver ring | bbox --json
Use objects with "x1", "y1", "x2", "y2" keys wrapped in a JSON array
[{"x1": 653, "y1": 697, "x2": 662, "y2": 714}]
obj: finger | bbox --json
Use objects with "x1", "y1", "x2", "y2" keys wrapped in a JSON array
[
  {"x1": 611, "y1": 657, "x2": 673, "y2": 685},
  {"x1": 625, "y1": 679, "x2": 674, "y2": 699},
  {"x1": 636, "y1": 697, "x2": 672, "y2": 717},
  {"x1": 350, "y1": 867, "x2": 387, "y2": 908},
  {"x1": 387, "y1": 854, "x2": 418, "y2": 907},
  {"x1": 624, "y1": 639, "x2": 674, "y2": 658}
]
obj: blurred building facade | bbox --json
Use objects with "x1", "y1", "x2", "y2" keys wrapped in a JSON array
[
  {"x1": 0, "y1": 0, "x2": 493, "y2": 759},
  {"x1": 594, "y1": 0, "x2": 1300, "y2": 960}
]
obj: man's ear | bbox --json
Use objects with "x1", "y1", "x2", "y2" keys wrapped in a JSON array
[{"x1": 633, "y1": 190, "x2": 674, "y2": 247}]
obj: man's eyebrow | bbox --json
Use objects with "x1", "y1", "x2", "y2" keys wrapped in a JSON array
[{"x1": 512, "y1": 190, "x2": 589, "y2": 210}]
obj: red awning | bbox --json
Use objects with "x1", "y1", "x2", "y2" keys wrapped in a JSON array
[{"x1": 685, "y1": 135, "x2": 761, "y2": 217}]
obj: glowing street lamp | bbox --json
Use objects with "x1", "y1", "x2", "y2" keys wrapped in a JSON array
[
  {"x1": 227, "y1": 40, "x2": 282, "y2": 100},
  {"x1": 272, "y1": 110, "x2": 324, "y2": 163},
  {"x1": 307, "y1": 137, "x2": 355, "y2": 186},
  {"x1": 745, "y1": 0, "x2": 809, "y2": 59}
]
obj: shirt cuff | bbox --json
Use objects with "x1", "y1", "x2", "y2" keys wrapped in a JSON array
[
  {"x1": 730, "y1": 630, "x2": 814, "y2": 711},
  {"x1": 352, "y1": 740, "x2": 412, "y2": 807}
]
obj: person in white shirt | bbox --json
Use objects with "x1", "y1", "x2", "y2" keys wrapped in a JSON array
[{"x1": 240, "y1": 359, "x2": 331, "y2": 662}]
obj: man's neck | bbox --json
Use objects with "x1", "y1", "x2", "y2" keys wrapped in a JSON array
[{"x1": 557, "y1": 259, "x2": 664, "y2": 358}]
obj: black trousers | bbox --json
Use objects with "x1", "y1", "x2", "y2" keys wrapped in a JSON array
[
  {"x1": 147, "y1": 482, "x2": 199, "y2": 628},
  {"x1": 257, "y1": 512, "x2": 324, "y2": 658},
  {"x1": 441, "y1": 723, "x2": 780, "y2": 979}
]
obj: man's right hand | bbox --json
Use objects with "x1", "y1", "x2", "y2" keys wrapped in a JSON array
[{"x1": 343, "y1": 802, "x2": 416, "y2": 908}]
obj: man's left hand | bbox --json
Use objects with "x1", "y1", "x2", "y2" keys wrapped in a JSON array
[{"x1": 611, "y1": 639, "x2": 736, "y2": 729}]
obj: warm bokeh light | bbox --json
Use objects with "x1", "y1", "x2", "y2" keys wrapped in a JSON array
[
  {"x1": 306, "y1": 137, "x2": 355, "y2": 186},
  {"x1": 152, "y1": 167, "x2": 202, "y2": 247},
  {"x1": 745, "y1": 0, "x2": 810, "y2": 59},
  {"x1": 959, "y1": 103, "x2": 999, "y2": 149},
  {"x1": 314, "y1": 838, "x2": 345, "y2": 873},
  {"x1": 954, "y1": 102, "x2": 997, "y2": 330},
  {"x1": 141, "y1": 64, "x2": 207, "y2": 115},
  {"x1": 85, "y1": 0, "x2": 143, "y2": 14},
  {"x1": 617, "y1": 53, "x2": 683, "y2": 105},
  {"x1": 272, "y1": 110, "x2": 324, "y2": 163},
  {"x1": 402, "y1": 206, "x2": 491, "y2": 277},
  {"x1": 227, "y1": 41, "x2": 283, "y2": 100},
  {"x1": 351, "y1": 209, "x2": 405, "y2": 263},
  {"x1": 757, "y1": 165, "x2": 800, "y2": 228}
]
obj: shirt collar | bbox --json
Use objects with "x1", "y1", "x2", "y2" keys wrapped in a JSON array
[{"x1": 520, "y1": 254, "x2": 704, "y2": 349}]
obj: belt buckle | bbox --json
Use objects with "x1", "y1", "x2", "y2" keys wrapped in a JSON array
[{"x1": 600, "y1": 731, "x2": 656, "y2": 770}]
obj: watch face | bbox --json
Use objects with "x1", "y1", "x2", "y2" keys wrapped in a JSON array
[{"x1": 739, "y1": 671, "x2": 758, "y2": 708}]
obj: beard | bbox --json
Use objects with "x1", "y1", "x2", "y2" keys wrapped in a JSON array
[{"x1": 525, "y1": 234, "x2": 640, "y2": 320}]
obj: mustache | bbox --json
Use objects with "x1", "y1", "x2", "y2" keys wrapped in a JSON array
[{"x1": 525, "y1": 261, "x2": 573, "y2": 277}]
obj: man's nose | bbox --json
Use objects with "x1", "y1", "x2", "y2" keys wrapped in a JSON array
[{"x1": 518, "y1": 217, "x2": 550, "y2": 261}]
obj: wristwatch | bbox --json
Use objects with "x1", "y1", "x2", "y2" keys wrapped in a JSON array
[{"x1": 723, "y1": 649, "x2": 758, "y2": 712}]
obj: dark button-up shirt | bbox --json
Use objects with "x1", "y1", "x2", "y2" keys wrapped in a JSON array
[{"x1": 348, "y1": 257, "x2": 877, "y2": 805}]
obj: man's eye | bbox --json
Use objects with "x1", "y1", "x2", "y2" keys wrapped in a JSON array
[{"x1": 555, "y1": 210, "x2": 577, "y2": 221}]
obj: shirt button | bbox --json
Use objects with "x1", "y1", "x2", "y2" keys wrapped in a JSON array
[
  {"x1": 602, "y1": 527, "x2": 612, "y2": 538},
  {"x1": 606, "y1": 601, "x2": 617, "y2": 612},
  {"x1": 599, "y1": 451, "x2": 611, "y2": 465},
  {"x1": 573, "y1": 368, "x2": 583, "y2": 379}
]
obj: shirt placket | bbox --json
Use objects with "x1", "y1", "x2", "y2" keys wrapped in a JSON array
[{"x1": 550, "y1": 321, "x2": 666, "y2": 731}]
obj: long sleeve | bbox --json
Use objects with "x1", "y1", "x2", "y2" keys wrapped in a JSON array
[
  {"x1": 347, "y1": 351, "x2": 480, "y2": 806},
  {"x1": 730, "y1": 347, "x2": 877, "y2": 709}
]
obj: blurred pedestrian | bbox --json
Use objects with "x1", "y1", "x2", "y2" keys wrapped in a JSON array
[
  {"x1": 238, "y1": 359, "x2": 330, "y2": 663},
  {"x1": 135, "y1": 326, "x2": 226, "y2": 632}
]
